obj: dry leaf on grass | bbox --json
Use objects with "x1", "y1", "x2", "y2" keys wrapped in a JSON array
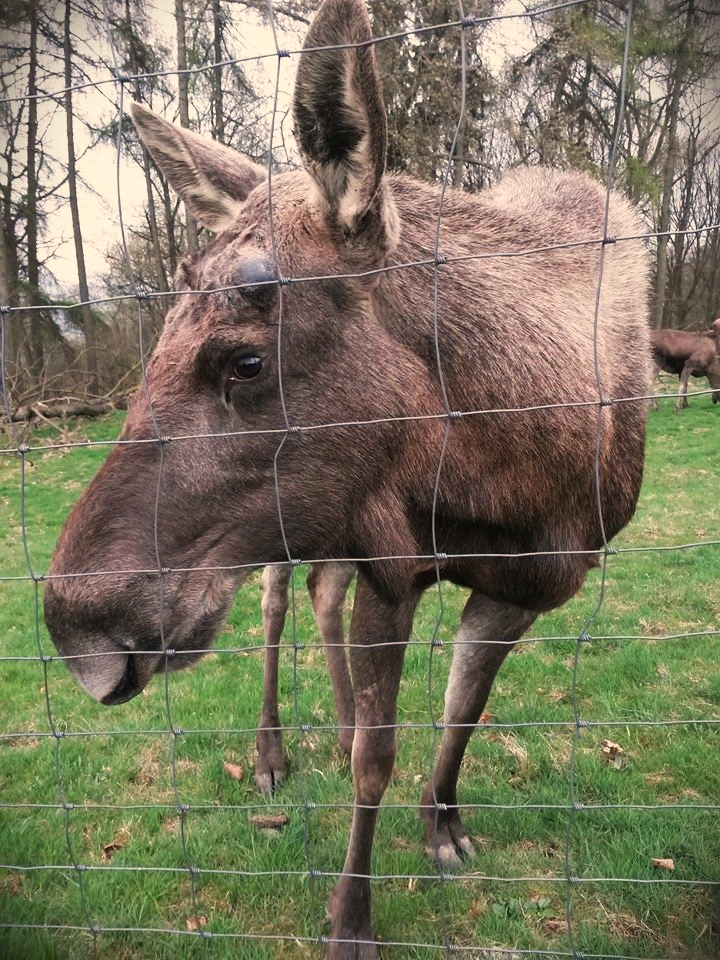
[
  {"x1": 223, "y1": 762, "x2": 245, "y2": 780},
  {"x1": 249, "y1": 813, "x2": 289, "y2": 833},
  {"x1": 651, "y1": 857, "x2": 675, "y2": 871},
  {"x1": 186, "y1": 914, "x2": 207, "y2": 931},
  {"x1": 496, "y1": 732, "x2": 528, "y2": 766},
  {"x1": 0, "y1": 874, "x2": 22, "y2": 896},
  {"x1": 101, "y1": 827, "x2": 130, "y2": 862},
  {"x1": 601, "y1": 738, "x2": 625, "y2": 769}
]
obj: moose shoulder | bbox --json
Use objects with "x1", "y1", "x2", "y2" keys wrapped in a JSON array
[{"x1": 44, "y1": 0, "x2": 651, "y2": 955}]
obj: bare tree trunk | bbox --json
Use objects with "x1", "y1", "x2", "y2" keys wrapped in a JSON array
[
  {"x1": 212, "y1": 0, "x2": 226, "y2": 144},
  {"x1": 1, "y1": 160, "x2": 22, "y2": 399},
  {"x1": 64, "y1": 0, "x2": 98, "y2": 396},
  {"x1": 175, "y1": 0, "x2": 199, "y2": 254},
  {"x1": 653, "y1": 0, "x2": 695, "y2": 330},
  {"x1": 124, "y1": 0, "x2": 170, "y2": 294},
  {"x1": 25, "y1": 0, "x2": 45, "y2": 388},
  {"x1": 653, "y1": 73, "x2": 682, "y2": 329}
]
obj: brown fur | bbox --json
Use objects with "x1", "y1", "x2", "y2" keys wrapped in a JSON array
[{"x1": 44, "y1": 1, "x2": 651, "y2": 956}]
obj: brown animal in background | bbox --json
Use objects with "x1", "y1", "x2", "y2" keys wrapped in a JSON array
[
  {"x1": 650, "y1": 328, "x2": 720, "y2": 411},
  {"x1": 43, "y1": 0, "x2": 650, "y2": 955}
]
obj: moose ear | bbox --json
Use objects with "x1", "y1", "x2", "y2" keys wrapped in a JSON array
[
  {"x1": 129, "y1": 102, "x2": 267, "y2": 233},
  {"x1": 293, "y1": 0, "x2": 396, "y2": 248}
]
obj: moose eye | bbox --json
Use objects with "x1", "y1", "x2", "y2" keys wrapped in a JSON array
[{"x1": 231, "y1": 354, "x2": 263, "y2": 380}]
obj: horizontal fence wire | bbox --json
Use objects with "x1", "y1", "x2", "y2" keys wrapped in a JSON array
[{"x1": 1, "y1": 0, "x2": 719, "y2": 958}]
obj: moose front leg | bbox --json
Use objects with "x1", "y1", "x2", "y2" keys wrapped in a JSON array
[
  {"x1": 420, "y1": 591, "x2": 536, "y2": 868},
  {"x1": 327, "y1": 573, "x2": 418, "y2": 960}
]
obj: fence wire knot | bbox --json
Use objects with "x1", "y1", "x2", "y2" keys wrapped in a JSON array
[{"x1": 603, "y1": 234, "x2": 618, "y2": 244}]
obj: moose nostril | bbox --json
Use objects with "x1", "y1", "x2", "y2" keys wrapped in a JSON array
[{"x1": 100, "y1": 654, "x2": 139, "y2": 706}]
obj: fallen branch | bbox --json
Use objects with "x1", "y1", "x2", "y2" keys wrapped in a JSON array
[{"x1": 9, "y1": 397, "x2": 128, "y2": 423}]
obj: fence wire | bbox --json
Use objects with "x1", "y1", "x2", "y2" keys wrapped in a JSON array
[{"x1": 1, "y1": 1, "x2": 719, "y2": 959}]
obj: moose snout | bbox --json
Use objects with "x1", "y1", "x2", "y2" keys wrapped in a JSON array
[
  {"x1": 43, "y1": 566, "x2": 238, "y2": 705},
  {"x1": 43, "y1": 578, "x2": 162, "y2": 704}
]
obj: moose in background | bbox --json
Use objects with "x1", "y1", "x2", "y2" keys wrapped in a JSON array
[
  {"x1": 650, "y1": 327, "x2": 720, "y2": 411},
  {"x1": 43, "y1": 0, "x2": 651, "y2": 955}
]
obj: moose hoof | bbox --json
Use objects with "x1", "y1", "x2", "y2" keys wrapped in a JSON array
[
  {"x1": 422, "y1": 808, "x2": 475, "y2": 869},
  {"x1": 255, "y1": 729, "x2": 287, "y2": 794}
]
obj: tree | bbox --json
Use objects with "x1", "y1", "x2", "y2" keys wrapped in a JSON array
[
  {"x1": 64, "y1": 0, "x2": 99, "y2": 395},
  {"x1": 502, "y1": 0, "x2": 720, "y2": 328},
  {"x1": 373, "y1": 1, "x2": 497, "y2": 190}
]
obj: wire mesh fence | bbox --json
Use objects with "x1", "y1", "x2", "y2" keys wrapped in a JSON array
[{"x1": 1, "y1": 0, "x2": 720, "y2": 958}]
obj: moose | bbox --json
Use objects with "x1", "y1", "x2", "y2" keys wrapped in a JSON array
[
  {"x1": 650, "y1": 327, "x2": 720, "y2": 411},
  {"x1": 43, "y1": 0, "x2": 651, "y2": 955}
]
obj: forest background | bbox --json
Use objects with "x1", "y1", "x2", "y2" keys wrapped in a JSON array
[{"x1": 1, "y1": 0, "x2": 719, "y2": 413}]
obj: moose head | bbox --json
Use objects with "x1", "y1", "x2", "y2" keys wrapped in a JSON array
[{"x1": 44, "y1": 0, "x2": 650, "y2": 955}]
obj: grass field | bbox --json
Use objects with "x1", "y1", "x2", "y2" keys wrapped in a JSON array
[{"x1": 1, "y1": 384, "x2": 719, "y2": 960}]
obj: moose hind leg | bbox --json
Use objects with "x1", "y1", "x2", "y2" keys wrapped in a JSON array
[
  {"x1": 307, "y1": 562, "x2": 356, "y2": 756},
  {"x1": 421, "y1": 591, "x2": 536, "y2": 869},
  {"x1": 255, "y1": 564, "x2": 291, "y2": 793}
]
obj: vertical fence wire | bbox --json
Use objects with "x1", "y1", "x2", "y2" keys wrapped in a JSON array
[{"x1": 1, "y1": 0, "x2": 719, "y2": 958}]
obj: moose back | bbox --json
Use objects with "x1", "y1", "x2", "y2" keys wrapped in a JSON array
[{"x1": 44, "y1": 0, "x2": 651, "y2": 955}]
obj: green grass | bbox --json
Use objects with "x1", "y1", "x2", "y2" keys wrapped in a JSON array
[{"x1": 1, "y1": 394, "x2": 719, "y2": 959}]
